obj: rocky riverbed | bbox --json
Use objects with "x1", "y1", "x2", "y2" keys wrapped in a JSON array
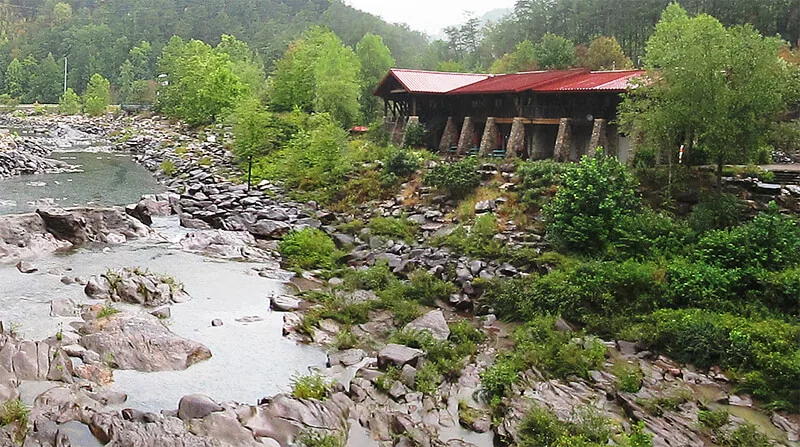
[{"x1": 0, "y1": 113, "x2": 796, "y2": 447}]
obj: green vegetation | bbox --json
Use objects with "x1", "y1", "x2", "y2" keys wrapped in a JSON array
[
  {"x1": 160, "y1": 160, "x2": 177, "y2": 177},
  {"x1": 97, "y1": 304, "x2": 120, "y2": 319},
  {"x1": 278, "y1": 229, "x2": 340, "y2": 271},
  {"x1": 0, "y1": 399, "x2": 30, "y2": 443},
  {"x1": 424, "y1": 157, "x2": 481, "y2": 198},
  {"x1": 83, "y1": 74, "x2": 111, "y2": 116},
  {"x1": 296, "y1": 430, "x2": 343, "y2": 447},
  {"x1": 516, "y1": 405, "x2": 652, "y2": 447},
  {"x1": 697, "y1": 409, "x2": 729, "y2": 430},
  {"x1": 368, "y1": 217, "x2": 418, "y2": 243},
  {"x1": 612, "y1": 362, "x2": 643, "y2": 393},
  {"x1": 290, "y1": 373, "x2": 332, "y2": 401},
  {"x1": 58, "y1": 88, "x2": 82, "y2": 115},
  {"x1": 438, "y1": 213, "x2": 504, "y2": 259}
]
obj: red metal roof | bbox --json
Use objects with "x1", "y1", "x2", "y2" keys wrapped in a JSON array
[
  {"x1": 448, "y1": 70, "x2": 584, "y2": 94},
  {"x1": 373, "y1": 68, "x2": 645, "y2": 97},
  {"x1": 536, "y1": 70, "x2": 645, "y2": 92},
  {"x1": 378, "y1": 69, "x2": 490, "y2": 95}
]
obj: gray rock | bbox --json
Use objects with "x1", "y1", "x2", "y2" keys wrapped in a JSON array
[
  {"x1": 249, "y1": 220, "x2": 291, "y2": 239},
  {"x1": 270, "y1": 295, "x2": 301, "y2": 312},
  {"x1": 151, "y1": 307, "x2": 171, "y2": 319},
  {"x1": 50, "y1": 298, "x2": 78, "y2": 317},
  {"x1": 178, "y1": 394, "x2": 223, "y2": 420},
  {"x1": 211, "y1": 319, "x2": 223, "y2": 327},
  {"x1": 404, "y1": 310, "x2": 450, "y2": 341},
  {"x1": 378, "y1": 344, "x2": 424, "y2": 369},
  {"x1": 328, "y1": 349, "x2": 365, "y2": 367},
  {"x1": 15, "y1": 261, "x2": 37, "y2": 274}
]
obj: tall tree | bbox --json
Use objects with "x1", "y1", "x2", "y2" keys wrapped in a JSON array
[
  {"x1": 314, "y1": 35, "x2": 361, "y2": 127},
  {"x1": 619, "y1": 4, "x2": 798, "y2": 181},
  {"x1": 356, "y1": 33, "x2": 394, "y2": 122},
  {"x1": 29, "y1": 53, "x2": 63, "y2": 103},
  {"x1": 581, "y1": 36, "x2": 633, "y2": 70},
  {"x1": 83, "y1": 73, "x2": 111, "y2": 116},
  {"x1": 4, "y1": 59, "x2": 24, "y2": 99},
  {"x1": 490, "y1": 39, "x2": 537, "y2": 73},
  {"x1": 534, "y1": 33, "x2": 577, "y2": 69}
]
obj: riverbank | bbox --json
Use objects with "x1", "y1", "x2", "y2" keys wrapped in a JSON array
[{"x1": 0, "y1": 113, "x2": 796, "y2": 447}]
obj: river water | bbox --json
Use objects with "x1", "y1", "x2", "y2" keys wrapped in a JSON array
[{"x1": 0, "y1": 136, "x2": 327, "y2": 414}]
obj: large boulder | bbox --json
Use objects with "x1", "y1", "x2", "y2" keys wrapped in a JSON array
[
  {"x1": 378, "y1": 344, "x2": 424, "y2": 369},
  {"x1": 79, "y1": 314, "x2": 211, "y2": 372},
  {"x1": 36, "y1": 208, "x2": 88, "y2": 245},
  {"x1": 178, "y1": 394, "x2": 223, "y2": 421},
  {"x1": 403, "y1": 310, "x2": 450, "y2": 341}
]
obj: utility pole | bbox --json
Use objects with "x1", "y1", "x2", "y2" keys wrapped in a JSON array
[{"x1": 63, "y1": 57, "x2": 67, "y2": 94}]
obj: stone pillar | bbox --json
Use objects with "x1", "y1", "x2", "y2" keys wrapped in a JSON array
[
  {"x1": 553, "y1": 118, "x2": 572, "y2": 162},
  {"x1": 438, "y1": 117, "x2": 458, "y2": 154},
  {"x1": 479, "y1": 117, "x2": 499, "y2": 157},
  {"x1": 587, "y1": 118, "x2": 607, "y2": 157},
  {"x1": 456, "y1": 117, "x2": 474, "y2": 156},
  {"x1": 402, "y1": 116, "x2": 420, "y2": 147},
  {"x1": 506, "y1": 118, "x2": 525, "y2": 159},
  {"x1": 390, "y1": 116, "x2": 406, "y2": 146}
]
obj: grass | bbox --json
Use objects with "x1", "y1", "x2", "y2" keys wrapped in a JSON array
[
  {"x1": 0, "y1": 399, "x2": 29, "y2": 443},
  {"x1": 160, "y1": 159, "x2": 177, "y2": 177},
  {"x1": 296, "y1": 430, "x2": 343, "y2": 447},
  {"x1": 374, "y1": 366, "x2": 400, "y2": 392},
  {"x1": 290, "y1": 373, "x2": 332, "y2": 401},
  {"x1": 636, "y1": 388, "x2": 693, "y2": 417},
  {"x1": 453, "y1": 186, "x2": 504, "y2": 223},
  {"x1": 697, "y1": 409, "x2": 729, "y2": 430},
  {"x1": 333, "y1": 328, "x2": 358, "y2": 350},
  {"x1": 97, "y1": 304, "x2": 120, "y2": 319},
  {"x1": 368, "y1": 216, "x2": 418, "y2": 243}
]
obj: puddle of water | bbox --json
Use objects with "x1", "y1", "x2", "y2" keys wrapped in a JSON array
[
  {"x1": 57, "y1": 421, "x2": 104, "y2": 447},
  {"x1": 692, "y1": 383, "x2": 788, "y2": 441}
]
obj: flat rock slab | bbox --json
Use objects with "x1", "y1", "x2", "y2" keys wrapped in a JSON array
[
  {"x1": 270, "y1": 295, "x2": 301, "y2": 312},
  {"x1": 178, "y1": 394, "x2": 223, "y2": 420},
  {"x1": 378, "y1": 344, "x2": 424, "y2": 369},
  {"x1": 79, "y1": 314, "x2": 211, "y2": 372},
  {"x1": 403, "y1": 310, "x2": 450, "y2": 341}
]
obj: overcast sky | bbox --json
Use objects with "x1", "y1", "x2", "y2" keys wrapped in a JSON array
[{"x1": 344, "y1": 0, "x2": 517, "y2": 36}]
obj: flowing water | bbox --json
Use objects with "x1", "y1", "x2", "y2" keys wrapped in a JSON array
[{"x1": 0, "y1": 133, "x2": 327, "y2": 415}]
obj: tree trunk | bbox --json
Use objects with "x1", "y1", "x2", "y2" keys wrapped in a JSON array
[{"x1": 716, "y1": 157, "x2": 723, "y2": 188}]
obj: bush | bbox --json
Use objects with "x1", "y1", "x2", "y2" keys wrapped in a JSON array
[
  {"x1": 479, "y1": 357, "x2": 520, "y2": 405},
  {"x1": 612, "y1": 209, "x2": 690, "y2": 260},
  {"x1": 424, "y1": 157, "x2": 480, "y2": 198},
  {"x1": 83, "y1": 73, "x2": 111, "y2": 116},
  {"x1": 160, "y1": 160, "x2": 177, "y2": 176},
  {"x1": 278, "y1": 229, "x2": 339, "y2": 271},
  {"x1": 0, "y1": 399, "x2": 29, "y2": 443},
  {"x1": 688, "y1": 193, "x2": 745, "y2": 234},
  {"x1": 388, "y1": 328, "x2": 470, "y2": 393},
  {"x1": 439, "y1": 213, "x2": 505, "y2": 258},
  {"x1": 383, "y1": 149, "x2": 420, "y2": 178},
  {"x1": 545, "y1": 153, "x2": 639, "y2": 255},
  {"x1": 368, "y1": 217, "x2": 418, "y2": 243},
  {"x1": 696, "y1": 202, "x2": 800, "y2": 272},
  {"x1": 613, "y1": 362, "x2": 643, "y2": 393},
  {"x1": 58, "y1": 88, "x2": 82, "y2": 115},
  {"x1": 663, "y1": 259, "x2": 741, "y2": 311},
  {"x1": 402, "y1": 270, "x2": 456, "y2": 306},
  {"x1": 290, "y1": 373, "x2": 332, "y2": 400},
  {"x1": 297, "y1": 430, "x2": 343, "y2": 447},
  {"x1": 719, "y1": 424, "x2": 771, "y2": 447},
  {"x1": 403, "y1": 121, "x2": 427, "y2": 148},
  {"x1": 333, "y1": 328, "x2": 358, "y2": 350},
  {"x1": 517, "y1": 159, "x2": 571, "y2": 209},
  {"x1": 516, "y1": 405, "x2": 619, "y2": 447},
  {"x1": 697, "y1": 409, "x2": 729, "y2": 430}
]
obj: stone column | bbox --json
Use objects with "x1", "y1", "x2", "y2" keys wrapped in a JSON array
[
  {"x1": 553, "y1": 118, "x2": 572, "y2": 162},
  {"x1": 587, "y1": 118, "x2": 607, "y2": 157},
  {"x1": 479, "y1": 117, "x2": 499, "y2": 157},
  {"x1": 402, "y1": 116, "x2": 420, "y2": 147},
  {"x1": 457, "y1": 117, "x2": 475, "y2": 156},
  {"x1": 390, "y1": 116, "x2": 406, "y2": 146},
  {"x1": 438, "y1": 117, "x2": 458, "y2": 154},
  {"x1": 506, "y1": 118, "x2": 525, "y2": 159}
]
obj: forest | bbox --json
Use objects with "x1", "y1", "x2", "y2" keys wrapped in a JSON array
[{"x1": 0, "y1": 0, "x2": 796, "y2": 105}]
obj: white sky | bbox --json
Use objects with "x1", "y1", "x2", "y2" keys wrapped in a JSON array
[{"x1": 344, "y1": 0, "x2": 517, "y2": 35}]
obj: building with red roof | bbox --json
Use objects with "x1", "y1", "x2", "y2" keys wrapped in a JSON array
[{"x1": 373, "y1": 68, "x2": 645, "y2": 162}]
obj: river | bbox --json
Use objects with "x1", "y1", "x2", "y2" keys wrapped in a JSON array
[{"x1": 0, "y1": 133, "x2": 327, "y2": 415}]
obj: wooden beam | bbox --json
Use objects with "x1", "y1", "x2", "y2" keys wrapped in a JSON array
[{"x1": 494, "y1": 118, "x2": 562, "y2": 125}]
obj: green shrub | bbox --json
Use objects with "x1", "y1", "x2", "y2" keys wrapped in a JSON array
[
  {"x1": 663, "y1": 259, "x2": 741, "y2": 310},
  {"x1": 383, "y1": 149, "x2": 420, "y2": 178},
  {"x1": 368, "y1": 217, "x2": 418, "y2": 243},
  {"x1": 719, "y1": 423, "x2": 770, "y2": 447},
  {"x1": 516, "y1": 405, "x2": 617, "y2": 447},
  {"x1": 0, "y1": 399, "x2": 29, "y2": 443},
  {"x1": 439, "y1": 213, "x2": 505, "y2": 258},
  {"x1": 402, "y1": 121, "x2": 427, "y2": 148},
  {"x1": 97, "y1": 305, "x2": 120, "y2": 319},
  {"x1": 279, "y1": 229, "x2": 339, "y2": 271},
  {"x1": 697, "y1": 409, "x2": 729, "y2": 430},
  {"x1": 479, "y1": 357, "x2": 520, "y2": 406},
  {"x1": 160, "y1": 160, "x2": 177, "y2": 176},
  {"x1": 333, "y1": 328, "x2": 358, "y2": 350},
  {"x1": 759, "y1": 267, "x2": 800, "y2": 315},
  {"x1": 83, "y1": 73, "x2": 111, "y2": 116},
  {"x1": 545, "y1": 152, "x2": 639, "y2": 255},
  {"x1": 344, "y1": 262, "x2": 397, "y2": 291},
  {"x1": 424, "y1": 157, "x2": 481, "y2": 198},
  {"x1": 612, "y1": 209, "x2": 690, "y2": 260},
  {"x1": 769, "y1": 120, "x2": 800, "y2": 154},
  {"x1": 688, "y1": 193, "x2": 745, "y2": 234},
  {"x1": 696, "y1": 202, "x2": 800, "y2": 272},
  {"x1": 517, "y1": 159, "x2": 571, "y2": 209},
  {"x1": 612, "y1": 362, "x2": 643, "y2": 393},
  {"x1": 290, "y1": 373, "x2": 332, "y2": 400},
  {"x1": 58, "y1": 88, "x2": 82, "y2": 115},
  {"x1": 389, "y1": 327, "x2": 476, "y2": 391},
  {"x1": 366, "y1": 119, "x2": 390, "y2": 146},
  {"x1": 636, "y1": 389, "x2": 693, "y2": 416},
  {"x1": 403, "y1": 270, "x2": 456, "y2": 306},
  {"x1": 296, "y1": 430, "x2": 343, "y2": 447},
  {"x1": 0, "y1": 94, "x2": 19, "y2": 107}
]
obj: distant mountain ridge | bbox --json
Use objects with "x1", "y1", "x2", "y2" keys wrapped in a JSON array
[{"x1": 431, "y1": 7, "x2": 512, "y2": 40}]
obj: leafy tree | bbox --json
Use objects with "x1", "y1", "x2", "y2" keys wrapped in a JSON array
[
  {"x1": 581, "y1": 36, "x2": 633, "y2": 70},
  {"x1": 83, "y1": 73, "x2": 110, "y2": 116},
  {"x1": 29, "y1": 53, "x2": 63, "y2": 103},
  {"x1": 545, "y1": 152, "x2": 639, "y2": 255},
  {"x1": 157, "y1": 38, "x2": 246, "y2": 125},
  {"x1": 436, "y1": 60, "x2": 466, "y2": 73},
  {"x1": 269, "y1": 27, "x2": 330, "y2": 113},
  {"x1": 230, "y1": 98, "x2": 296, "y2": 159},
  {"x1": 314, "y1": 36, "x2": 361, "y2": 127},
  {"x1": 4, "y1": 59, "x2": 24, "y2": 99},
  {"x1": 619, "y1": 4, "x2": 798, "y2": 182},
  {"x1": 490, "y1": 40, "x2": 537, "y2": 73},
  {"x1": 356, "y1": 33, "x2": 394, "y2": 122},
  {"x1": 58, "y1": 87, "x2": 81, "y2": 114},
  {"x1": 128, "y1": 41, "x2": 154, "y2": 80},
  {"x1": 117, "y1": 59, "x2": 135, "y2": 104},
  {"x1": 534, "y1": 33, "x2": 576, "y2": 69},
  {"x1": 216, "y1": 34, "x2": 266, "y2": 100}
]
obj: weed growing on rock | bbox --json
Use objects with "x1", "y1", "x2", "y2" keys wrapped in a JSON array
[
  {"x1": 368, "y1": 216, "x2": 418, "y2": 243},
  {"x1": 296, "y1": 429, "x2": 343, "y2": 447},
  {"x1": 0, "y1": 399, "x2": 29, "y2": 443},
  {"x1": 612, "y1": 361, "x2": 643, "y2": 393},
  {"x1": 290, "y1": 373, "x2": 332, "y2": 401},
  {"x1": 279, "y1": 229, "x2": 341, "y2": 271},
  {"x1": 333, "y1": 328, "x2": 358, "y2": 350},
  {"x1": 97, "y1": 305, "x2": 120, "y2": 319},
  {"x1": 697, "y1": 409, "x2": 729, "y2": 430}
]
